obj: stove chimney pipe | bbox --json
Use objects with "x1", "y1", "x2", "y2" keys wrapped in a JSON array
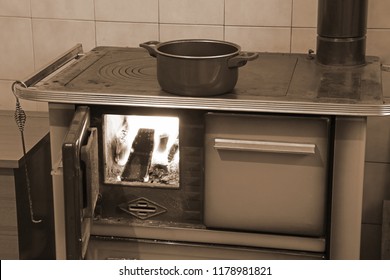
[{"x1": 316, "y1": 0, "x2": 368, "y2": 66}]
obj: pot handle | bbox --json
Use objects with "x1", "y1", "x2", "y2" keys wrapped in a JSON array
[
  {"x1": 228, "y1": 52, "x2": 259, "y2": 68},
  {"x1": 139, "y1": 41, "x2": 160, "y2": 57}
]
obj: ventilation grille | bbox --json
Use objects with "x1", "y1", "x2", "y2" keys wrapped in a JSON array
[{"x1": 119, "y1": 197, "x2": 167, "y2": 220}]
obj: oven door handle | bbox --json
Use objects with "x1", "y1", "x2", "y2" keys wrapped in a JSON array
[{"x1": 214, "y1": 138, "x2": 316, "y2": 155}]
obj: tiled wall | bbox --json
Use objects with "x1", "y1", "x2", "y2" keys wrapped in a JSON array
[{"x1": 1, "y1": 0, "x2": 390, "y2": 259}]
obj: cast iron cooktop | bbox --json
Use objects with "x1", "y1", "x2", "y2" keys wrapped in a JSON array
[{"x1": 39, "y1": 46, "x2": 383, "y2": 104}]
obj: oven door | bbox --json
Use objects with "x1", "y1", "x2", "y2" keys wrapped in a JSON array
[
  {"x1": 62, "y1": 106, "x2": 99, "y2": 259},
  {"x1": 204, "y1": 113, "x2": 330, "y2": 237}
]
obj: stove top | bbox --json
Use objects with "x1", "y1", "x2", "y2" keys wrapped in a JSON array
[
  {"x1": 16, "y1": 46, "x2": 386, "y2": 116},
  {"x1": 98, "y1": 56, "x2": 156, "y2": 83},
  {"x1": 45, "y1": 47, "x2": 300, "y2": 99}
]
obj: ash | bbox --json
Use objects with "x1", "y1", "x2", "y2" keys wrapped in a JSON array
[{"x1": 149, "y1": 152, "x2": 179, "y2": 185}]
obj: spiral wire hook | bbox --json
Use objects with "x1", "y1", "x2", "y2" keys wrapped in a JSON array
[{"x1": 11, "y1": 81, "x2": 42, "y2": 224}]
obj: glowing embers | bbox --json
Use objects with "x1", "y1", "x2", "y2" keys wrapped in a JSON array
[{"x1": 104, "y1": 114, "x2": 179, "y2": 188}]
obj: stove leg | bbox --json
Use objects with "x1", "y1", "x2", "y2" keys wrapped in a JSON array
[{"x1": 330, "y1": 116, "x2": 366, "y2": 259}]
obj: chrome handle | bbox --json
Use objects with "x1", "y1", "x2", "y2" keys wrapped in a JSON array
[
  {"x1": 214, "y1": 138, "x2": 316, "y2": 155},
  {"x1": 228, "y1": 52, "x2": 259, "y2": 68},
  {"x1": 139, "y1": 41, "x2": 160, "y2": 57},
  {"x1": 13, "y1": 44, "x2": 84, "y2": 90}
]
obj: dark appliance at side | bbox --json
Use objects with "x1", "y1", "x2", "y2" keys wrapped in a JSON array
[{"x1": 13, "y1": 133, "x2": 55, "y2": 260}]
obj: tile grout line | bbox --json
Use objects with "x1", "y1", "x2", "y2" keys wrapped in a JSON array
[
  {"x1": 290, "y1": 0, "x2": 294, "y2": 53},
  {"x1": 29, "y1": 0, "x2": 39, "y2": 111},
  {"x1": 223, "y1": 0, "x2": 226, "y2": 40},
  {"x1": 158, "y1": 0, "x2": 161, "y2": 41},
  {"x1": 93, "y1": 0, "x2": 97, "y2": 47}
]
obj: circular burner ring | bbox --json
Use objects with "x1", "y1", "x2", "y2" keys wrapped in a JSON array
[{"x1": 98, "y1": 58, "x2": 156, "y2": 83}]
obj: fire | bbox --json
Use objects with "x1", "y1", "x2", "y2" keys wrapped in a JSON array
[{"x1": 104, "y1": 114, "x2": 180, "y2": 187}]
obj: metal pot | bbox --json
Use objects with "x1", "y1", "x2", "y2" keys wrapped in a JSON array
[{"x1": 140, "y1": 39, "x2": 258, "y2": 97}]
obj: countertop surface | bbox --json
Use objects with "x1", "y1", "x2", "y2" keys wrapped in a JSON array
[
  {"x1": 0, "y1": 111, "x2": 49, "y2": 168},
  {"x1": 13, "y1": 46, "x2": 390, "y2": 117}
]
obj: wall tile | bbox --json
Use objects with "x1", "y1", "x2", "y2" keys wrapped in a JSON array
[
  {"x1": 18, "y1": 97, "x2": 39, "y2": 112},
  {"x1": 0, "y1": 0, "x2": 30, "y2": 17},
  {"x1": 292, "y1": 0, "x2": 317, "y2": 27},
  {"x1": 225, "y1": 0, "x2": 292, "y2": 27},
  {"x1": 0, "y1": 80, "x2": 17, "y2": 111},
  {"x1": 95, "y1": 0, "x2": 158, "y2": 23},
  {"x1": 362, "y1": 162, "x2": 390, "y2": 224},
  {"x1": 225, "y1": 26, "x2": 291, "y2": 52},
  {"x1": 36, "y1": 102, "x2": 48, "y2": 112},
  {"x1": 0, "y1": 80, "x2": 38, "y2": 111},
  {"x1": 96, "y1": 22, "x2": 158, "y2": 47},
  {"x1": 160, "y1": 24, "x2": 224, "y2": 41},
  {"x1": 32, "y1": 19, "x2": 96, "y2": 70},
  {"x1": 31, "y1": 0, "x2": 94, "y2": 20},
  {"x1": 160, "y1": 0, "x2": 224, "y2": 25},
  {"x1": 291, "y1": 27, "x2": 316, "y2": 53},
  {"x1": 367, "y1": 29, "x2": 390, "y2": 64},
  {"x1": 0, "y1": 17, "x2": 34, "y2": 80},
  {"x1": 368, "y1": 0, "x2": 390, "y2": 29}
]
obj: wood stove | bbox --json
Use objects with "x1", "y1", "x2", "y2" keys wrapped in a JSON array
[
  {"x1": 13, "y1": 40, "x2": 387, "y2": 259},
  {"x1": 13, "y1": 0, "x2": 389, "y2": 261}
]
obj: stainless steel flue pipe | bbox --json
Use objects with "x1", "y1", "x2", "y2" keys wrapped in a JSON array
[{"x1": 316, "y1": 0, "x2": 368, "y2": 66}]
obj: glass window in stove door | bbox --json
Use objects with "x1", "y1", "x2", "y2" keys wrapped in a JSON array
[{"x1": 103, "y1": 114, "x2": 179, "y2": 188}]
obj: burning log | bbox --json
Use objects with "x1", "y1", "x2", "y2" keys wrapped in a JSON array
[{"x1": 121, "y1": 128, "x2": 155, "y2": 182}]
